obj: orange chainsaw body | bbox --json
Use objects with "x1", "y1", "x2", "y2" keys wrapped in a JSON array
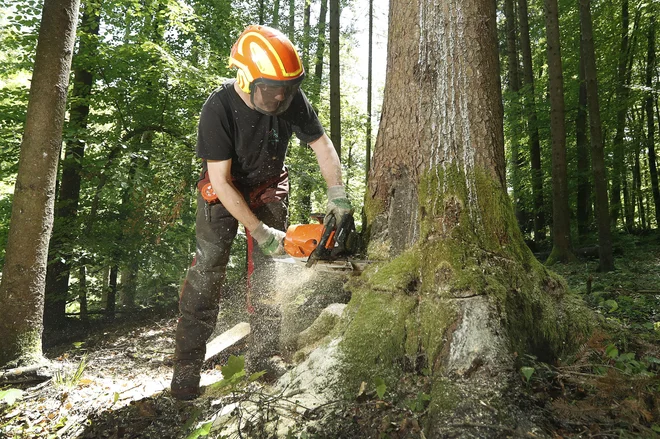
[{"x1": 284, "y1": 224, "x2": 335, "y2": 258}]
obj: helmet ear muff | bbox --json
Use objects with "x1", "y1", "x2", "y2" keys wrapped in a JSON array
[{"x1": 236, "y1": 70, "x2": 251, "y2": 93}]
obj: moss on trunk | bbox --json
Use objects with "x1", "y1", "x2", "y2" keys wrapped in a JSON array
[{"x1": 337, "y1": 165, "x2": 592, "y2": 414}]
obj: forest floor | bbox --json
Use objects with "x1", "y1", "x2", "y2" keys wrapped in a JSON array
[{"x1": 1, "y1": 233, "x2": 660, "y2": 439}]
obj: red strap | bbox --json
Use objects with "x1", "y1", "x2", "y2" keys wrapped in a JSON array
[{"x1": 245, "y1": 229, "x2": 255, "y2": 314}]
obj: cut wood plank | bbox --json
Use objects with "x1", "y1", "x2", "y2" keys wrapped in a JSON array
[{"x1": 204, "y1": 322, "x2": 251, "y2": 361}]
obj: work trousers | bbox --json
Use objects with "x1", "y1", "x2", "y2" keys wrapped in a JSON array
[{"x1": 173, "y1": 189, "x2": 288, "y2": 368}]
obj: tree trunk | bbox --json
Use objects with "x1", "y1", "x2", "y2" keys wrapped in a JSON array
[
  {"x1": 645, "y1": 13, "x2": 660, "y2": 226},
  {"x1": 302, "y1": 0, "x2": 311, "y2": 72},
  {"x1": 365, "y1": 0, "x2": 373, "y2": 188},
  {"x1": 44, "y1": 0, "x2": 101, "y2": 328},
  {"x1": 341, "y1": 0, "x2": 590, "y2": 432},
  {"x1": 579, "y1": 0, "x2": 614, "y2": 271},
  {"x1": 78, "y1": 265, "x2": 88, "y2": 323},
  {"x1": 120, "y1": 263, "x2": 138, "y2": 309},
  {"x1": 288, "y1": 0, "x2": 295, "y2": 42},
  {"x1": 273, "y1": 0, "x2": 280, "y2": 28},
  {"x1": 504, "y1": 0, "x2": 526, "y2": 230},
  {"x1": 518, "y1": 0, "x2": 545, "y2": 243},
  {"x1": 258, "y1": 0, "x2": 265, "y2": 25},
  {"x1": 105, "y1": 265, "x2": 118, "y2": 321},
  {"x1": 576, "y1": 50, "x2": 591, "y2": 241},
  {"x1": 311, "y1": 0, "x2": 328, "y2": 105},
  {"x1": 329, "y1": 0, "x2": 341, "y2": 158},
  {"x1": 610, "y1": 0, "x2": 630, "y2": 227},
  {"x1": 0, "y1": 0, "x2": 80, "y2": 368},
  {"x1": 544, "y1": 0, "x2": 574, "y2": 263}
]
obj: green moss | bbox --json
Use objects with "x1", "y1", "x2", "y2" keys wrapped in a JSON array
[
  {"x1": 337, "y1": 164, "x2": 592, "y2": 401},
  {"x1": 0, "y1": 329, "x2": 43, "y2": 368},
  {"x1": 338, "y1": 287, "x2": 417, "y2": 394}
]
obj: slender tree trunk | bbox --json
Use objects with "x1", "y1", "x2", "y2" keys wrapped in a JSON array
[
  {"x1": 609, "y1": 0, "x2": 630, "y2": 227},
  {"x1": 544, "y1": 0, "x2": 574, "y2": 263},
  {"x1": 44, "y1": 0, "x2": 101, "y2": 328},
  {"x1": 106, "y1": 265, "x2": 118, "y2": 320},
  {"x1": 518, "y1": 0, "x2": 546, "y2": 243},
  {"x1": 258, "y1": 0, "x2": 265, "y2": 25},
  {"x1": 302, "y1": 0, "x2": 311, "y2": 71},
  {"x1": 504, "y1": 0, "x2": 526, "y2": 230},
  {"x1": 273, "y1": 0, "x2": 281, "y2": 28},
  {"x1": 78, "y1": 265, "x2": 88, "y2": 323},
  {"x1": 120, "y1": 263, "x2": 138, "y2": 309},
  {"x1": 580, "y1": 0, "x2": 614, "y2": 271},
  {"x1": 646, "y1": 13, "x2": 660, "y2": 227},
  {"x1": 311, "y1": 0, "x2": 328, "y2": 106},
  {"x1": 329, "y1": 0, "x2": 341, "y2": 158},
  {"x1": 366, "y1": 0, "x2": 373, "y2": 187},
  {"x1": 576, "y1": 50, "x2": 591, "y2": 240},
  {"x1": 0, "y1": 0, "x2": 80, "y2": 367},
  {"x1": 288, "y1": 0, "x2": 295, "y2": 41}
]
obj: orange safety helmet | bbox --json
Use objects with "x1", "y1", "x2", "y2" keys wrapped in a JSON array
[{"x1": 229, "y1": 25, "x2": 305, "y2": 115}]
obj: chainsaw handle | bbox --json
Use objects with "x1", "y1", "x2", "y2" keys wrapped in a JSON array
[{"x1": 306, "y1": 215, "x2": 336, "y2": 267}]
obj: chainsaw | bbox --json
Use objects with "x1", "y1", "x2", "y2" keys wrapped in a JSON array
[{"x1": 276, "y1": 213, "x2": 369, "y2": 274}]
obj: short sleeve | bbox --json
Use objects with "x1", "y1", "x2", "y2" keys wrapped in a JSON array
[
  {"x1": 284, "y1": 90, "x2": 325, "y2": 144},
  {"x1": 196, "y1": 91, "x2": 234, "y2": 160}
]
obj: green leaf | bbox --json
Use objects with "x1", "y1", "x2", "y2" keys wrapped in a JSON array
[
  {"x1": 374, "y1": 377, "x2": 386, "y2": 399},
  {"x1": 186, "y1": 421, "x2": 213, "y2": 439},
  {"x1": 113, "y1": 392, "x2": 120, "y2": 403},
  {"x1": 520, "y1": 367, "x2": 535, "y2": 383},
  {"x1": 221, "y1": 355, "x2": 245, "y2": 380},
  {"x1": 652, "y1": 424, "x2": 660, "y2": 433},
  {"x1": 249, "y1": 371, "x2": 266, "y2": 382},
  {"x1": 603, "y1": 299, "x2": 619, "y2": 313},
  {"x1": 0, "y1": 388, "x2": 24, "y2": 406},
  {"x1": 605, "y1": 344, "x2": 619, "y2": 359}
]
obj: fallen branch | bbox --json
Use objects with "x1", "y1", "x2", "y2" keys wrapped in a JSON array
[{"x1": 0, "y1": 362, "x2": 55, "y2": 385}]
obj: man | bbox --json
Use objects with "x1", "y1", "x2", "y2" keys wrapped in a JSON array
[{"x1": 170, "y1": 25, "x2": 352, "y2": 400}]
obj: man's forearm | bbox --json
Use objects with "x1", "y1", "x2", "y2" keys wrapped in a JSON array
[
  {"x1": 310, "y1": 134, "x2": 343, "y2": 188},
  {"x1": 210, "y1": 179, "x2": 261, "y2": 232}
]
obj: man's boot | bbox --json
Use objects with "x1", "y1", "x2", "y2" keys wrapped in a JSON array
[{"x1": 171, "y1": 359, "x2": 203, "y2": 400}]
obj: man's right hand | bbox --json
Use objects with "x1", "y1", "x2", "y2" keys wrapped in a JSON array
[{"x1": 251, "y1": 222, "x2": 287, "y2": 256}]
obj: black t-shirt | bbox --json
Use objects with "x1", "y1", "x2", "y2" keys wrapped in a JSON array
[{"x1": 196, "y1": 80, "x2": 324, "y2": 186}]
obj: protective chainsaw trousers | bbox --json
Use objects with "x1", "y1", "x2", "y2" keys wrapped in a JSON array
[{"x1": 173, "y1": 180, "x2": 288, "y2": 372}]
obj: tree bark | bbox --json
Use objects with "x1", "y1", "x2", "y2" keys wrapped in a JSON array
[
  {"x1": 44, "y1": 0, "x2": 101, "y2": 328},
  {"x1": 504, "y1": 0, "x2": 526, "y2": 230},
  {"x1": 610, "y1": 0, "x2": 630, "y2": 227},
  {"x1": 579, "y1": 0, "x2": 614, "y2": 271},
  {"x1": 288, "y1": 0, "x2": 295, "y2": 42},
  {"x1": 518, "y1": 0, "x2": 546, "y2": 243},
  {"x1": 365, "y1": 0, "x2": 373, "y2": 188},
  {"x1": 341, "y1": 0, "x2": 590, "y2": 432},
  {"x1": 0, "y1": 0, "x2": 81, "y2": 367},
  {"x1": 576, "y1": 49, "x2": 591, "y2": 240},
  {"x1": 311, "y1": 0, "x2": 328, "y2": 106},
  {"x1": 302, "y1": 0, "x2": 311, "y2": 72},
  {"x1": 645, "y1": 12, "x2": 660, "y2": 226},
  {"x1": 329, "y1": 0, "x2": 341, "y2": 158},
  {"x1": 273, "y1": 0, "x2": 281, "y2": 28},
  {"x1": 544, "y1": 0, "x2": 574, "y2": 263}
]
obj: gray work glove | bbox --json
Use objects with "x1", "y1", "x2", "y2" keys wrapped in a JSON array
[
  {"x1": 251, "y1": 221, "x2": 287, "y2": 256},
  {"x1": 325, "y1": 185, "x2": 354, "y2": 225}
]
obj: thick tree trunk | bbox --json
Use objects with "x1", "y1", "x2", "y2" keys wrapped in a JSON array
[
  {"x1": 0, "y1": 0, "x2": 80, "y2": 367},
  {"x1": 645, "y1": 13, "x2": 660, "y2": 226},
  {"x1": 544, "y1": 0, "x2": 574, "y2": 263},
  {"x1": 44, "y1": 0, "x2": 101, "y2": 328},
  {"x1": 610, "y1": 0, "x2": 630, "y2": 227},
  {"x1": 329, "y1": 0, "x2": 341, "y2": 158},
  {"x1": 340, "y1": 0, "x2": 590, "y2": 433},
  {"x1": 576, "y1": 51, "x2": 591, "y2": 241},
  {"x1": 518, "y1": 0, "x2": 546, "y2": 243},
  {"x1": 579, "y1": 0, "x2": 614, "y2": 271}
]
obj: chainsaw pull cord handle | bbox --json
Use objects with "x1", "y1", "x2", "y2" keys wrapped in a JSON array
[{"x1": 306, "y1": 214, "x2": 336, "y2": 267}]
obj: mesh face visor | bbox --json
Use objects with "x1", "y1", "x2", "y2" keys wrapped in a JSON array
[{"x1": 250, "y1": 77, "x2": 303, "y2": 116}]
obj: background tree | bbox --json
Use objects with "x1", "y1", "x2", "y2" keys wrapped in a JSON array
[
  {"x1": 579, "y1": 0, "x2": 614, "y2": 272},
  {"x1": 544, "y1": 0, "x2": 574, "y2": 263},
  {"x1": 0, "y1": 0, "x2": 81, "y2": 367},
  {"x1": 329, "y1": 0, "x2": 341, "y2": 157}
]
